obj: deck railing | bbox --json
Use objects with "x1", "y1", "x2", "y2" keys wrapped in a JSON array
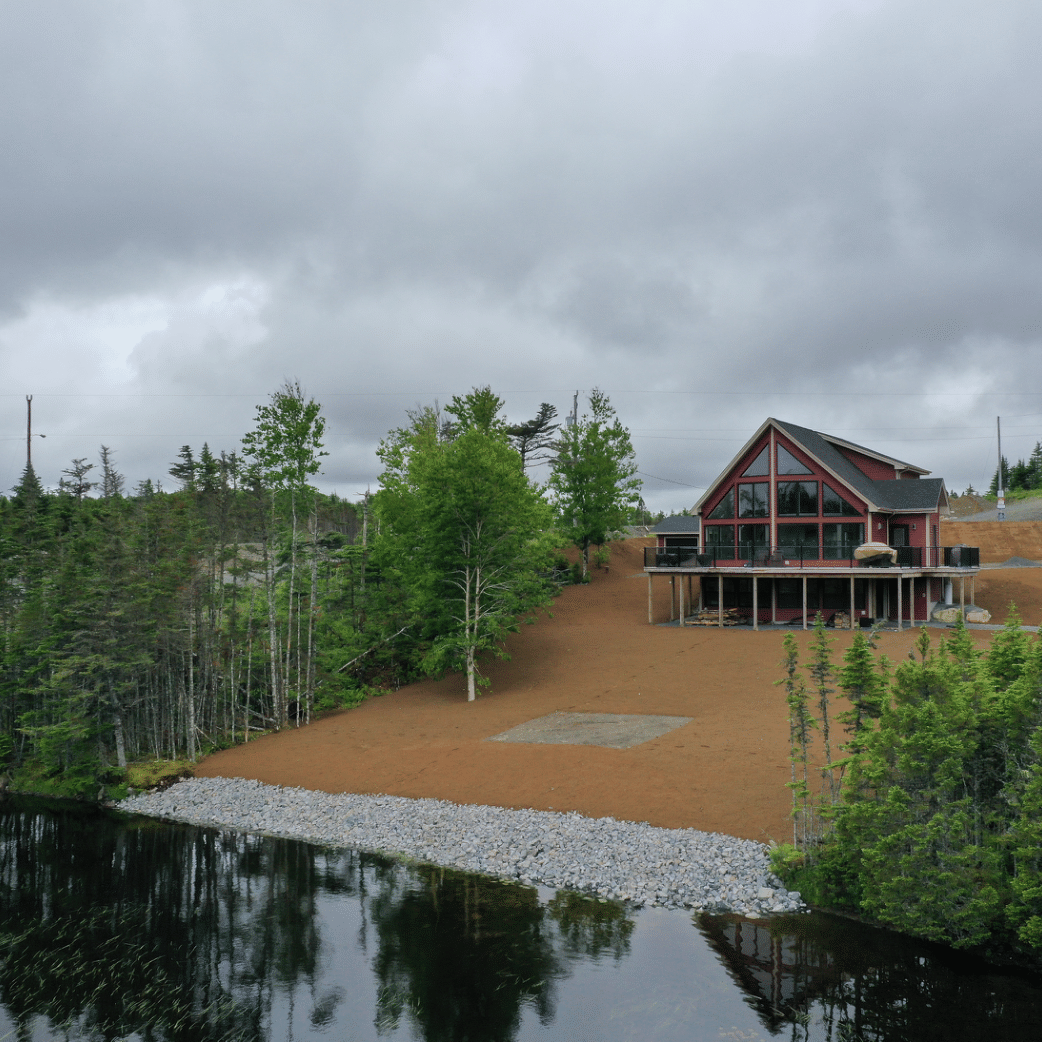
[{"x1": 644, "y1": 544, "x2": 980, "y2": 570}]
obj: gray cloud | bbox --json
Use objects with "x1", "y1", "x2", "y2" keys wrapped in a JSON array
[{"x1": 1, "y1": 0, "x2": 1040, "y2": 507}]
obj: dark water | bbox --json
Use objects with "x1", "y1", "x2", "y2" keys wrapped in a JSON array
[{"x1": 2, "y1": 798, "x2": 1042, "y2": 1041}]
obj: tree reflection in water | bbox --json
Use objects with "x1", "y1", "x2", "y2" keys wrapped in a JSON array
[
  {"x1": 0, "y1": 797, "x2": 640, "y2": 1041},
  {"x1": 6, "y1": 797, "x2": 1040, "y2": 1041},
  {"x1": 699, "y1": 912, "x2": 1042, "y2": 1042}
]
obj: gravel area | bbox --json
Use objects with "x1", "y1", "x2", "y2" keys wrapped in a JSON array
[{"x1": 120, "y1": 776, "x2": 803, "y2": 917}]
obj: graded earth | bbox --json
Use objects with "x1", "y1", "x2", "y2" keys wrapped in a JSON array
[{"x1": 196, "y1": 530, "x2": 1042, "y2": 844}]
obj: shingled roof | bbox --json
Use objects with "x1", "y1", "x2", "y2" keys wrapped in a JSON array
[
  {"x1": 695, "y1": 419, "x2": 948, "y2": 515},
  {"x1": 651, "y1": 514, "x2": 701, "y2": 535}
]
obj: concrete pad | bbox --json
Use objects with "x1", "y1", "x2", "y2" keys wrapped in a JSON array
[{"x1": 486, "y1": 712, "x2": 693, "y2": 750}]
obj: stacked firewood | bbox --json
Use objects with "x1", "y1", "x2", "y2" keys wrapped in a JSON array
[
  {"x1": 685, "y1": 608, "x2": 745, "y2": 627},
  {"x1": 832, "y1": 612, "x2": 853, "y2": 630}
]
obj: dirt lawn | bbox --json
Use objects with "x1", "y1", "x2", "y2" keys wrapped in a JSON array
[{"x1": 196, "y1": 536, "x2": 1042, "y2": 845}]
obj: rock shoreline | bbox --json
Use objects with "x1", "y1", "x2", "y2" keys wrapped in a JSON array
[{"x1": 119, "y1": 776, "x2": 804, "y2": 915}]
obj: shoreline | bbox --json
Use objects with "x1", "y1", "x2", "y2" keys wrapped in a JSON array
[{"x1": 119, "y1": 776, "x2": 804, "y2": 916}]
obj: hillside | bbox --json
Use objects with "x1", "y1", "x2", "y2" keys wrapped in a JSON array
[{"x1": 197, "y1": 536, "x2": 1042, "y2": 843}]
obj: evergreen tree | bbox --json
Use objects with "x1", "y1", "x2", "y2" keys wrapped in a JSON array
[
  {"x1": 169, "y1": 445, "x2": 197, "y2": 492},
  {"x1": 507, "y1": 403, "x2": 560, "y2": 470},
  {"x1": 58, "y1": 458, "x2": 96, "y2": 501},
  {"x1": 98, "y1": 446, "x2": 124, "y2": 498}
]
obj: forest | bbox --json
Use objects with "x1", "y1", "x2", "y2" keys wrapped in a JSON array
[
  {"x1": 776, "y1": 614, "x2": 1042, "y2": 956},
  {"x1": 0, "y1": 384, "x2": 640, "y2": 798}
]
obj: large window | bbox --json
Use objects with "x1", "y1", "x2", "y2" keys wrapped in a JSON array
[
  {"x1": 822, "y1": 483, "x2": 861, "y2": 517},
  {"x1": 708, "y1": 488, "x2": 734, "y2": 520},
  {"x1": 704, "y1": 525, "x2": 734, "y2": 558},
  {"x1": 743, "y1": 446, "x2": 770, "y2": 476},
  {"x1": 777, "y1": 445, "x2": 812, "y2": 475},
  {"x1": 738, "y1": 482, "x2": 769, "y2": 518},
  {"x1": 777, "y1": 523, "x2": 819, "y2": 559},
  {"x1": 778, "y1": 481, "x2": 818, "y2": 516},
  {"x1": 822, "y1": 523, "x2": 864, "y2": 558},
  {"x1": 738, "y1": 524, "x2": 768, "y2": 560}
]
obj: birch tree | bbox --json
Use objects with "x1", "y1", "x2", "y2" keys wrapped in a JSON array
[{"x1": 375, "y1": 395, "x2": 555, "y2": 701}]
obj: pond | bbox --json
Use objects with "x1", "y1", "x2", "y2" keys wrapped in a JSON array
[{"x1": 1, "y1": 796, "x2": 1041, "y2": 1041}]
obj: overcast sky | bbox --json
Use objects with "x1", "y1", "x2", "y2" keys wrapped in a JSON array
[{"x1": 2, "y1": 0, "x2": 1039, "y2": 512}]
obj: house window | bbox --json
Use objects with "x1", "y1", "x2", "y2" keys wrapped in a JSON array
[
  {"x1": 777, "y1": 523, "x2": 819, "y2": 559},
  {"x1": 822, "y1": 483, "x2": 861, "y2": 517},
  {"x1": 777, "y1": 445, "x2": 812, "y2": 475},
  {"x1": 822, "y1": 523, "x2": 864, "y2": 558},
  {"x1": 743, "y1": 446, "x2": 770, "y2": 476},
  {"x1": 737, "y1": 524, "x2": 768, "y2": 560},
  {"x1": 778, "y1": 481, "x2": 818, "y2": 516},
  {"x1": 708, "y1": 488, "x2": 734, "y2": 520},
  {"x1": 705, "y1": 525, "x2": 734, "y2": 558},
  {"x1": 738, "y1": 483, "x2": 769, "y2": 518}
]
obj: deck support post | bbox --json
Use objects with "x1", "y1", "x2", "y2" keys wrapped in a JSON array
[
  {"x1": 670, "y1": 577, "x2": 675, "y2": 621},
  {"x1": 648, "y1": 573, "x2": 653, "y2": 625},
  {"x1": 897, "y1": 575, "x2": 903, "y2": 631},
  {"x1": 752, "y1": 574, "x2": 758, "y2": 631},
  {"x1": 960, "y1": 575, "x2": 966, "y2": 617},
  {"x1": 718, "y1": 575, "x2": 723, "y2": 628},
  {"x1": 802, "y1": 576, "x2": 808, "y2": 630},
  {"x1": 850, "y1": 575, "x2": 855, "y2": 630},
  {"x1": 679, "y1": 574, "x2": 685, "y2": 626}
]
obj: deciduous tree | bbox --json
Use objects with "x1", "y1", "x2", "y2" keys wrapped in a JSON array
[{"x1": 548, "y1": 389, "x2": 640, "y2": 578}]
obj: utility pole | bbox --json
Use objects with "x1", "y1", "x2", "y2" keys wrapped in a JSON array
[{"x1": 996, "y1": 416, "x2": 1004, "y2": 521}]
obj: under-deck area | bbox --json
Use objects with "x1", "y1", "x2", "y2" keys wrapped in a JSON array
[{"x1": 644, "y1": 547, "x2": 982, "y2": 631}]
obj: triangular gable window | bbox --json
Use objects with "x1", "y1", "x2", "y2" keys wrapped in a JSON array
[
  {"x1": 777, "y1": 444, "x2": 812, "y2": 475},
  {"x1": 823, "y1": 483, "x2": 861, "y2": 517},
  {"x1": 742, "y1": 446, "x2": 769, "y2": 477}
]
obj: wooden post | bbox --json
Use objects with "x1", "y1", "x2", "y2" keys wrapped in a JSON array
[
  {"x1": 752, "y1": 575, "x2": 758, "y2": 631},
  {"x1": 772, "y1": 577, "x2": 777, "y2": 624},
  {"x1": 960, "y1": 575, "x2": 966, "y2": 616},
  {"x1": 679, "y1": 573, "x2": 685, "y2": 626},
  {"x1": 670, "y1": 577, "x2": 675, "y2": 621},
  {"x1": 897, "y1": 576, "x2": 903, "y2": 631},
  {"x1": 971, "y1": 575, "x2": 975, "y2": 605},
  {"x1": 802, "y1": 576, "x2": 808, "y2": 630},
  {"x1": 647, "y1": 574, "x2": 653, "y2": 625},
  {"x1": 850, "y1": 575, "x2": 855, "y2": 630},
  {"x1": 718, "y1": 575, "x2": 723, "y2": 628}
]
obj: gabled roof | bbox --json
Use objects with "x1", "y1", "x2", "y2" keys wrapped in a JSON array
[
  {"x1": 695, "y1": 418, "x2": 946, "y2": 516},
  {"x1": 651, "y1": 514, "x2": 701, "y2": 535}
]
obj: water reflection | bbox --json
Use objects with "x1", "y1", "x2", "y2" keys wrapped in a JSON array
[
  {"x1": 700, "y1": 911, "x2": 1042, "y2": 1041},
  {"x1": 1, "y1": 797, "x2": 1041, "y2": 1041}
]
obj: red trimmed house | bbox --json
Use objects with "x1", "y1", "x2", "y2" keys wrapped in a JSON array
[{"x1": 643, "y1": 418, "x2": 980, "y2": 629}]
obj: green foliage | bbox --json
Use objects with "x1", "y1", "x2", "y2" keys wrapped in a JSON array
[
  {"x1": 548, "y1": 389, "x2": 640, "y2": 578},
  {"x1": 124, "y1": 759, "x2": 194, "y2": 791},
  {"x1": 375, "y1": 394, "x2": 556, "y2": 701},
  {"x1": 241, "y1": 379, "x2": 327, "y2": 492},
  {"x1": 776, "y1": 614, "x2": 1042, "y2": 956}
]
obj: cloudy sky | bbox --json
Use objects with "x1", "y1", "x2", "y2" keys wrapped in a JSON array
[{"x1": 2, "y1": 0, "x2": 1039, "y2": 511}]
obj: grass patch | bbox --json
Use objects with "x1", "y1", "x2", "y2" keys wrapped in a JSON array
[{"x1": 125, "y1": 759, "x2": 194, "y2": 792}]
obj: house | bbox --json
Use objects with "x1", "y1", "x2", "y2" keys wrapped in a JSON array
[
  {"x1": 643, "y1": 418, "x2": 980, "y2": 629},
  {"x1": 650, "y1": 514, "x2": 701, "y2": 553}
]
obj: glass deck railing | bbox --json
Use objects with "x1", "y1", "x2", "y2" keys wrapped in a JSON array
[{"x1": 644, "y1": 544, "x2": 980, "y2": 569}]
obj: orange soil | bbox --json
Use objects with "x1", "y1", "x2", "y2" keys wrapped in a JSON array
[{"x1": 196, "y1": 537, "x2": 1042, "y2": 845}]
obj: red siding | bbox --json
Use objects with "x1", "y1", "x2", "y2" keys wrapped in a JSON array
[{"x1": 834, "y1": 447, "x2": 900, "y2": 481}]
